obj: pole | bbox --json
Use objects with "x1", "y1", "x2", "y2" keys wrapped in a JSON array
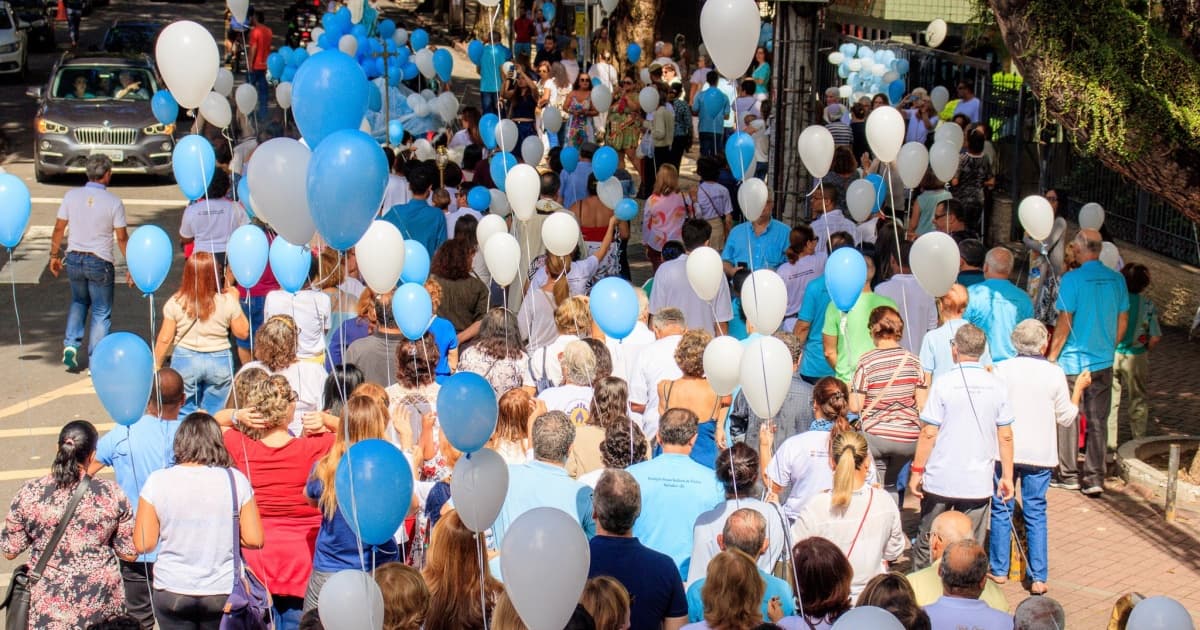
[
  {"x1": 1166, "y1": 443, "x2": 1180, "y2": 523},
  {"x1": 1009, "y1": 82, "x2": 1024, "y2": 241}
]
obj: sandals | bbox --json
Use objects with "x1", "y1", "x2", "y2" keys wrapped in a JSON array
[
  {"x1": 1030, "y1": 581, "x2": 1048, "y2": 595},
  {"x1": 987, "y1": 573, "x2": 1009, "y2": 585}
]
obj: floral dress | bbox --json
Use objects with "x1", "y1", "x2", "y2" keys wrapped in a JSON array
[
  {"x1": 566, "y1": 94, "x2": 594, "y2": 147},
  {"x1": 641, "y1": 192, "x2": 688, "y2": 253},
  {"x1": 606, "y1": 96, "x2": 642, "y2": 151},
  {"x1": 457, "y1": 345, "x2": 531, "y2": 396},
  {"x1": 385, "y1": 382, "x2": 450, "y2": 482},
  {"x1": 1, "y1": 475, "x2": 136, "y2": 630}
]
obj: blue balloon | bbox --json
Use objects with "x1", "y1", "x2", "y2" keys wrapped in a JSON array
[
  {"x1": 318, "y1": 32, "x2": 336, "y2": 50},
  {"x1": 614, "y1": 198, "x2": 638, "y2": 222},
  {"x1": 151, "y1": 90, "x2": 178, "y2": 126},
  {"x1": 592, "y1": 145, "x2": 618, "y2": 181},
  {"x1": 279, "y1": 46, "x2": 294, "y2": 65},
  {"x1": 292, "y1": 50, "x2": 370, "y2": 148},
  {"x1": 351, "y1": 23, "x2": 367, "y2": 38},
  {"x1": 394, "y1": 46, "x2": 410, "y2": 66},
  {"x1": 291, "y1": 47, "x2": 307, "y2": 67},
  {"x1": 0, "y1": 173, "x2": 31, "y2": 249},
  {"x1": 401, "y1": 62, "x2": 419, "y2": 81},
  {"x1": 479, "y1": 113, "x2": 499, "y2": 150},
  {"x1": 392, "y1": 282, "x2": 432, "y2": 340},
  {"x1": 321, "y1": 12, "x2": 338, "y2": 34},
  {"x1": 542, "y1": 1, "x2": 555, "y2": 21},
  {"x1": 894, "y1": 58, "x2": 910, "y2": 75},
  {"x1": 865, "y1": 173, "x2": 886, "y2": 214},
  {"x1": 172, "y1": 135, "x2": 216, "y2": 200},
  {"x1": 560, "y1": 146, "x2": 579, "y2": 173},
  {"x1": 268, "y1": 237, "x2": 313, "y2": 293},
  {"x1": 401, "y1": 240, "x2": 430, "y2": 284},
  {"x1": 888, "y1": 80, "x2": 905, "y2": 105},
  {"x1": 307, "y1": 130, "x2": 389, "y2": 251},
  {"x1": 91, "y1": 333, "x2": 153, "y2": 426},
  {"x1": 126, "y1": 225, "x2": 172, "y2": 294},
  {"x1": 410, "y1": 28, "x2": 429, "y2": 51},
  {"x1": 226, "y1": 224, "x2": 268, "y2": 288},
  {"x1": 626, "y1": 42, "x2": 641, "y2": 64},
  {"x1": 436, "y1": 372, "x2": 498, "y2": 453},
  {"x1": 335, "y1": 6, "x2": 352, "y2": 31},
  {"x1": 857, "y1": 46, "x2": 873, "y2": 60},
  {"x1": 489, "y1": 152, "x2": 517, "y2": 191},
  {"x1": 281, "y1": 65, "x2": 298, "y2": 83},
  {"x1": 589, "y1": 277, "x2": 639, "y2": 339},
  {"x1": 367, "y1": 84, "x2": 382, "y2": 112},
  {"x1": 826, "y1": 248, "x2": 868, "y2": 312},
  {"x1": 236, "y1": 177, "x2": 254, "y2": 219},
  {"x1": 387, "y1": 65, "x2": 401, "y2": 86},
  {"x1": 433, "y1": 49, "x2": 453, "y2": 83},
  {"x1": 467, "y1": 186, "x2": 491, "y2": 211},
  {"x1": 378, "y1": 19, "x2": 396, "y2": 39},
  {"x1": 388, "y1": 119, "x2": 405, "y2": 145},
  {"x1": 267, "y1": 52, "x2": 285, "y2": 78},
  {"x1": 724, "y1": 132, "x2": 756, "y2": 180},
  {"x1": 335, "y1": 439, "x2": 413, "y2": 545},
  {"x1": 467, "y1": 39, "x2": 484, "y2": 66}
]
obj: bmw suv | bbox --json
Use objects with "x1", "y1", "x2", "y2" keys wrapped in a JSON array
[{"x1": 29, "y1": 51, "x2": 174, "y2": 182}]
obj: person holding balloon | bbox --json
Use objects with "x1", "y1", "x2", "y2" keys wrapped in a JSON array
[
  {"x1": 821, "y1": 254, "x2": 898, "y2": 383},
  {"x1": 569, "y1": 181, "x2": 627, "y2": 286},
  {"x1": 179, "y1": 170, "x2": 249, "y2": 272},
  {"x1": 657, "y1": 329, "x2": 728, "y2": 467},
  {"x1": 239, "y1": 315, "x2": 330, "y2": 436},
  {"x1": 641, "y1": 164, "x2": 690, "y2": 271},
  {"x1": 384, "y1": 333, "x2": 447, "y2": 479},
  {"x1": 721, "y1": 198, "x2": 790, "y2": 278},
  {"x1": 606, "y1": 74, "x2": 645, "y2": 181}
]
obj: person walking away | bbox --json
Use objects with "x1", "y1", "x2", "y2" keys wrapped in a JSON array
[
  {"x1": 247, "y1": 11, "x2": 273, "y2": 120},
  {"x1": 48, "y1": 154, "x2": 128, "y2": 372},
  {"x1": 1108, "y1": 263, "x2": 1160, "y2": 448},
  {"x1": 906, "y1": 511, "x2": 1009, "y2": 610}
]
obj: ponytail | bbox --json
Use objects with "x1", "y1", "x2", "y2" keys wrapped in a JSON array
[
  {"x1": 829, "y1": 431, "x2": 868, "y2": 509},
  {"x1": 52, "y1": 420, "x2": 98, "y2": 488},
  {"x1": 545, "y1": 254, "x2": 571, "y2": 305}
]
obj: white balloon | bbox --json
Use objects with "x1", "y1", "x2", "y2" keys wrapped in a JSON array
[
  {"x1": 640, "y1": 68, "x2": 651, "y2": 86},
  {"x1": 542, "y1": 106, "x2": 563, "y2": 133},
  {"x1": 926, "y1": 18, "x2": 948, "y2": 48},
  {"x1": 489, "y1": 189, "x2": 511, "y2": 218},
  {"x1": 234, "y1": 83, "x2": 257, "y2": 116},
  {"x1": 479, "y1": 0, "x2": 500, "y2": 6},
  {"x1": 495, "y1": 119, "x2": 519, "y2": 153},
  {"x1": 848, "y1": 59, "x2": 862, "y2": 72},
  {"x1": 1100, "y1": 241, "x2": 1121, "y2": 271},
  {"x1": 741, "y1": 270, "x2": 787, "y2": 333},
  {"x1": 597, "y1": 177, "x2": 623, "y2": 209},
  {"x1": 928, "y1": 141, "x2": 959, "y2": 183},
  {"x1": 451, "y1": 448, "x2": 509, "y2": 532},
  {"x1": 846, "y1": 179, "x2": 876, "y2": 222},
  {"x1": 276, "y1": 82, "x2": 293, "y2": 109},
  {"x1": 638, "y1": 86, "x2": 659, "y2": 113},
  {"x1": 359, "y1": 117, "x2": 371, "y2": 133},
  {"x1": 797, "y1": 125, "x2": 835, "y2": 179},
  {"x1": 307, "y1": 43, "x2": 321, "y2": 55},
  {"x1": 897, "y1": 141, "x2": 929, "y2": 189},
  {"x1": 704, "y1": 336, "x2": 744, "y2": 396},
  {"x1": 1079, "y1": 202, "x2": 1105, "y2": 230},
  {"x1": 739, "y1": 335, "x2": 793, "y2": 418},
  {"x1": 542, "y1": 212, "x2": 581, "y2": 257},
  {"x1": 392, "y1": 28, "x2": 409, "y2": 45},
  {"x1": 506, "y1": 164, "x2": 540, "y2": 221},
  {"x1": 1018, "y1": 195, "x2": 1054, "y2": 240},
  {"x1": 338, "y1": 33, "x2": 359, "y2": 56},
  {"x1": 415, "y1": 49, "x2": 436, "y2": 79},
  {"x1": 213, "y1": 68, "x2": 234, "y2": 97},
  {"x1": 909, "y1": 231, "x2": 959, "y2": 297},
  {"x1": 156, "y1": 21, "x2": 220, "y2": 109},
  {"x1": 227, "y1": 0, "x2": 249, "y2": 23},
  {"x1": 685, "y1": 246, "x2": 724, "y2": 301},
  {"x1": 501, "y1": 508, "x2": 591, "y2": 630},
  {"x1": 246, "y1": 138, "x2": 315, "y2": 245},
  {"x1": 348, "y1": 0, "x2": 363, "y2": 23},
  {"x1": 700, "y1": 0, "x2": 761, "y2": 78},
  {"x1": 865, "y1": 106, "x2": 904, "y2": 162},
  {"x1": 199, "y1": 91, "x2": 232, "y2": 129},
  {"x1": 318, "y1": 570, "x2": 385, "y2": 630},
  {"x1": 935, "y1": 122, "x2": 964, "y2": 150},
  {"x1": 311, "y1": 27, "x2": 325, "y2": 41},
  {"x1": 476, "y1": 214, "x2": 507, "y2": 247},
  {"x1": 838, "y1": 85, "x2": 852, "y2": 98},
  {"x1": 592, "y1": 85, "x2": 613, "y2": 113},
  {"x1": 421, "y1": 89, "x2": 437, "y2": 102},
  {"x1": 436, "y1": 91, "x2": 460, "y2": 125},
  {"x1": 599, "y1": 0, "x2": 617, "y2": 12},
  {"x1": 520, "y1": 134, "x2": 544, "y2": 166},
  {"x1": 871, "y1": 63, "x2": 887, "y2": 77},
  {"x1": 883, "y1": 70, "x2": 900, "y2": 83},
  {"x1": 831, "y1": 606, "x2": 905, "y2": 629},
  {"x1": 355, "y1": 221, "x2": 406, "y2": 293},
  {"x1": 828, "y1": 51, "x2": 844, "y2": 65},
  {"x1": 1128, "y1": 596, "x2": 1195, "y2": 630},
  {"x1": 484, "y1": 232, "x2": 520, "y2": 286},
  {"x1": 406, "y1": 93, "x2": 429, "y2": 118},
  {"x1": 737, "y1": 178, "x2": 769, "y2": 223},
  {"x1": 930, "y1": 85, "x2": 950, "y2": 112},
  {"x1": 413, "y1": 138, "x2": 436, "y2": 161}
]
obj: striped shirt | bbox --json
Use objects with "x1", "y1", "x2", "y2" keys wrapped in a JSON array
[
  {"x1": 826, "y1": 121, "x2": 854, "y2": 147},
  {"x1": 851, "y1": 347, "x2": 924, "y2": 441}
]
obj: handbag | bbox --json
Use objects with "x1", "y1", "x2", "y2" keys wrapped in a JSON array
[
  {"x1": 220, "y1": 468, "x2": 273, "y2": 630},
  {"x1": 1, "y1": 477, "x2": 91, "y2": 630}
]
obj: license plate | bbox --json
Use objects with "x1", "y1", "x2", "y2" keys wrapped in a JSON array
[{"x1": 90, "y1": 149, "x2": 123, "y2": 162}]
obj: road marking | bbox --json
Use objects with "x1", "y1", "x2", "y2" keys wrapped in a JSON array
[
  {"x1": 0, "y1": 225, "x2": 52, "y2": 284},
  {"x1": 0, "y1": 378, "x2": 95, "y2": 419},
  {"x1": 0, "y1": 468, "x2": 113, "y2": 482},
  {"x1": 31, "y1": 197, "x2": 186, "y2": 207},
  {"x1": 0, "y1": 423, "x2": 114, "y2": 439}
]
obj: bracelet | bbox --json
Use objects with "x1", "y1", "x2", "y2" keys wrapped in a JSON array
[{"x1": 911, "y1": 466, "x2": 925, "y2": 474}]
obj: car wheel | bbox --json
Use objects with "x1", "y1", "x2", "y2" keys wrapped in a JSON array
[{"x1": 34, "y1": 166, "x2": 51, "y2": 184}]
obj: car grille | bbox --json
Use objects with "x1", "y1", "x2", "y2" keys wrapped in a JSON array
[{"x1": 74, "y1": 127, "x2": 137, "y2": 146}]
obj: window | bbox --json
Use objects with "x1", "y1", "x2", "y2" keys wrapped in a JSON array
[{"x1": 52, "y1": 65, "x2": 158, "y2": 100}]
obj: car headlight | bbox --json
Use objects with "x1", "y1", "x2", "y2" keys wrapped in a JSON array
[
  {"x1": 142, "y1": 122, "x2": 174, "y2": 136},
  {"x1": 36, "y1": 118, "x2": 67, "y2": 134},
  {"x1": 0, "y1": 43, "x2": 19, "y2": 54}
]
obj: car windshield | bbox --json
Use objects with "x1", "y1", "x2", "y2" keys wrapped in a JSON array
[
  {"x1": 52, "y1": 65, "x2": 158, "y2": 101},
  {"x1": 103, "y1": 26, "x2": 160, "y2": 53},
  {"x1": 0, "y1": 10, "x2": 13, "y2": 30}
]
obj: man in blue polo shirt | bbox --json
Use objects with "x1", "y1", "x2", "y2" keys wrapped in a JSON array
[
  {"x1": 721, "y1": 205, "x2": 790, "y2": 276},
  {"x1": 686, "y1": 508, "x2": 794, "y2": 622},
  {"x1": 478, "y1": 33, "x2": 511, "y2": 116},
  {"x1": 90, "y1": 368, "x2": 185, "y2": 629},
  {"x1": 1048, "y1": 228, "x2": 1129, "y2": 496},
  {"x1": 964, "y1": 247, "x2": 1033, "y2": 362},
  {"x1": 694, "y1": 71, "x2": 729, "y2": 158},
  {"x1": 628, "y1": 408, "x2": 725, "y2": 579},
  {"x1": 382, "y1": 163, "x2": 447, "y2": 257}
]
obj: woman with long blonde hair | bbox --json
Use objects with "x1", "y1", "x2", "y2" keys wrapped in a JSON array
[
  {"x1": 302, "y1": 395, "x2": 399, "y2": 611},
  {"x1": 694, "y1": 550, "x2": 764, "y2": 630},
  {"x1": 642, "y1": 163, "x2": 689, "y2": 271},
  {"x1": 790, "y1": 429, "x2": 905, "y2": 599},
  {"x1": 423, "y1": 510, "x2": 503, "y2": 630}
]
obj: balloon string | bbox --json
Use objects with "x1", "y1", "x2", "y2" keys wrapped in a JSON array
[
  {"x1": 9, "y1": 255, "x2": 34, "y2": 450},
  {"x1": 815, "y1": 180, "x2": 832, "y2": 255},
  {"x1": 488, "y1": 5, "x2": 503, "y2": 123},
  {"x1": 884, "y1": 165, "x2": 912, "y2": 350},
  {"x1": 476, "y1": 534, "x2": 490, "y2": 630}
]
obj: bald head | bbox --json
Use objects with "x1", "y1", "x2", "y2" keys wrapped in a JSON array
[
  {"x1": 931, "y1": 510, "x2": 974, "y2": 561},
  {"x1": 720, "y1": 508, "x2": 767, "y2": 558},
  {"x1": 939, "y1": 540, "x2": 989, "y2": 599},
  {"x1": 1074, "y1": 228, "x2": 1103, "y2": 261},
  {"x1": 150, "y1": 368, "x2": 185, "y2": 418},
  {"x1": 983, "y1": 247, "x2": 1014, "y2": 279},
  {"x1": 939, "y1": 284, "x2": 969, "y2": 317}
]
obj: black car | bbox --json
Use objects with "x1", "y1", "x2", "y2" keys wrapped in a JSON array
[
  {"x1": 8, "y1": 0, "x2": 51, "y2": 51},
  {"x1": 100, "y1": 19, "x2": 162, "y2": 55},
  {"x1": 28, "y1": 52, "x2": 174, "y2": 182}
]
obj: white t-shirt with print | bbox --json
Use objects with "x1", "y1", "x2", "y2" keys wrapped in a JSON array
[
  {"x1": 180, "y1": 198, "x2": 249, "y2": 253},
  {"x1": 264, "y1": 289, "x2": 332, "y2": 359},
  {"x1": 537, "y1": 384, "x2": 594, "y2": 425},
  {"x1": 920, "y1": 363, "x2": 1013, "y2": 499},
  {"x1": 628, "y1": 335, "x2": 683, "y2": 440}
]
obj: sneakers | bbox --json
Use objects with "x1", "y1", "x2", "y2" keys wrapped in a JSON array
[
  {"x1": 62, "y1": 346, "x2": 78, "y2": 371},
  {"x1": 1049, "y1": 480, "x2": 1080, "y2": 491},
  {"x1": 1081, "y1": 485, "x2": 1104, "y2": 496}
]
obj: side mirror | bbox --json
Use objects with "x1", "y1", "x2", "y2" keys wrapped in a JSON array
[
  {"x1": 17, "y1": 19, "x2": 30, "y2": 30},
  {"x1": 25, "y1": 86, "x2": 41, "y2": 99}
]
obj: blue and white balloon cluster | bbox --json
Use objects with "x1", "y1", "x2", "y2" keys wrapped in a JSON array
[{"x1": 828, "y1": 43, "x2": 910, "y2": 104}]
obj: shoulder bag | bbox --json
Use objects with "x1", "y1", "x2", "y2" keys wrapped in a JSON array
[
  {"x1": 1, "y1": 477, "x2": 91, "y2": 630},
  {"x1": 220, "y1": 468, "x2": 272, "y2": 630}
]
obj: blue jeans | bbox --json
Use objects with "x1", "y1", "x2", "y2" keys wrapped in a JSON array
[
  {"x1": 272, "y1": 595, "x2": 304, "y2": 630},
  {"x1": 989, "y1": 463, "x2": 1051, "y2": 582},
  {"x1": 235, "y1": 295, "x2": 266, "y2": 350},
  {"x1": 250, "y1": 70, "x2": 269, "y2": 121},
  {"x1": 64, "y1": 252, "x2": 114, "y2": 357},
  {"x1": 172, "y1": 347, "x2": 234, "y2": 415},
  {"x1": 514, "y1": 42, "x2": 532, "y2": 62},
  {"x1": 480, "y1": 91, "x2": 499, "y2": 117}
]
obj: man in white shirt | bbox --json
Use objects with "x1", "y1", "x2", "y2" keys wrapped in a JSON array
[
  {"x1": 909, "y1": 323, "x2": 1015, "y2": 569},
  {"x1": 379, "y1": 150, "x2": 411, "y2": 215},
  {"x1": 919, "y1": 284, "x2": 991, "y2": 379},
  {"x1": 48, "y1": 154, "x2": 129, "y2": 369},
  {"x1": 732, "y1": 79, "x2": 761, "y2": 130},
  {"x1": 875, "y1": 240, "x2": 938, "y2": 355},
  {"x1": 809, "y1": 186, "x2": 858, "y2": 254},
  {"x1": 628, "y1": 308, "x2": 686, "y2": 440},
  {"x1": 649, "y1": 219, "x2": 732, "y2": 335},
  {"x1": 952, "y1": 81, "x2": 982, "y2": 124}
]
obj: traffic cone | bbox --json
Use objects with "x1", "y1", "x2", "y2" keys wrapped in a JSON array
[{"x1": 55, "y1": 0, "x2": 66, "y2": 22}]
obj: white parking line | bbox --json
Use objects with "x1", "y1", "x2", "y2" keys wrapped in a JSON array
[
  {"x1": 0, "y1": 423, "x2": 114, "y2": 439},
  {"x1": 0, "y1": 379, "x2": 95, "y2": 419},
  {"x1": 0, "y1": 225, "x2": 52, "y2": 284}
]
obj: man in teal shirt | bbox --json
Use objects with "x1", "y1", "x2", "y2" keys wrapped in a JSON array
[
  {"x1": 382, "y1": 163, "x2": 447, "y2": 257},
  {"x1": 795, "y1": 235, "x2": 855, "y2": 383},
  {"x1": 1048, "y1": 229, "x2": 1129, "y2": 496},
  {"x1": 964, "y1": 247, "x2": 1033, "y2": 362},
  {"x1": 694, "y1": 71, "x2": 729, "y2": 158},
  {"x1": 822, "y1": 255, "x2": 897, "y2": 382},
  {"x1": 478, "y1": 34, "x2": 510, "y2": 116},
  {"x1": 686, "y1": 508, "x2": 794, "y2": 622},
  {"x1": 722, "y1": 211, "x2": 790, "y2": 276}
]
